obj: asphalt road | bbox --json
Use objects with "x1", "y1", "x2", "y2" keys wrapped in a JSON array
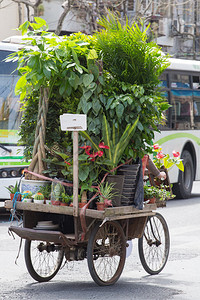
[{"x1": 0, "y1": 183, "x2": 200, "y2": 300}]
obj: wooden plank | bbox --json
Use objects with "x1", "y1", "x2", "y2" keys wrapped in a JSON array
[
  {"x1": 5, "y1": 200, "x2": 156, "y2": 219},
  {"x1": 104, "y1": 204, "x2": 156, "y2": 217},
  {"x1": 5, "y1": 200, "x2": 104, "y2": 219},
  {"x1": 5, "y1": 200, "x2": 74, "y2": 215},
  {"x1": 102, "y1": 211, "x2": 155, "y2": 221}
]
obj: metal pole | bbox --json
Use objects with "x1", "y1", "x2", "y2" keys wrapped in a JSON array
[{"x1": 73, "y1": 131, "x2": 79, "y2": 217}]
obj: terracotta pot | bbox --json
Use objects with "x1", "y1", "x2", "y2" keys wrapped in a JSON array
[
  {"x1": 60, "y1": 202, "x2": 68, "y2": 206},
  {"x1": 69, "y1": 203, "x2": 87, "y2": 208},
  {"x1": 51, "y1": 200, "x2": 61, "y2": 206},
  {"x1": 96, "y1": 202, "x2": 105, "y2": 211},
  {"x1": 148, "y1": 197, "x2": 156, "y2": 204},
  {"x1": 10, "y1": 193, "x2": 21, "y2": 201}
]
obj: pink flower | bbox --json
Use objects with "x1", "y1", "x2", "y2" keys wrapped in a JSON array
[
  {"x1": 156, "y1": 151, "x2": 165, "y2": 159},
  {"x1": 64, "y1": 161, "x2": 71, "y2": 165},
  {"x1": 99, "y1": 142, "x2": 109, "y2": 149},
  {"x1": 172, "y1": 151, "x2": 180, "y2": 158},
  {"x1": 153, "y1": 144, "x2": 160, "y2": 150}
]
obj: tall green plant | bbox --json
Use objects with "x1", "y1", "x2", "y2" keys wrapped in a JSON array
[
  {"x1": 81, "y1": 115, "x2": 139, "y2": 171},
  {"x1": 95, "y1": 13, "x2": 170, "y2": 92}
]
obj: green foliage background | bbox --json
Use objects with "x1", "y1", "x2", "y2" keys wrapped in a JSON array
[{"x1": 10, "y1": 15, "x2": 170, "y2": 177}]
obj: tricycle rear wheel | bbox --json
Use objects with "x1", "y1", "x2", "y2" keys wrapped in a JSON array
[
  {"x1": 87, "y1": 221, "x2": 126, "y2": 286},
  {"x1": 24, "y1": 239, "x2": 64, "y2": 282}
]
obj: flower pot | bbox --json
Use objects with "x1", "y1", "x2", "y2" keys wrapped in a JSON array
[
  {"x1": 69, "y1": 203, "x2": 86, "y2": 208},
  {"x1": 96, "y1": 202, "x2": 105, "y2": 211},
  {"x1": 51, "y1": 200, "x2": 61, "y2": 206},
  {"x1": 148, "y1": 197, "x2": 156, "y2": 204},
  {"x1": 20, "y1": 178, "x2": 50, "y2": 195},
  {"x1": 23, "y1": 198, "x2": 32, "y2": 203},
  {"x1": 10, "y1": 193, "x2": 21, "y2": 201},
  {"x1": 106, "y1": 175, "x2": 124, "y2": 207},
  {"x1": 60, "y1": 202, "x2": 68, "y2": 206},
  {"x1": 117, "y1": 164, "x2": 140, "y2": 206},
  {"x1": 33, "y1": 199, "x2": 44, "y2": 204},
  {"x1": 46, "y1": 199, "x2": 51, "y2": 205}
]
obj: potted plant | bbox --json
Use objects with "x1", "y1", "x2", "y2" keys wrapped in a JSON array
[
  {"x1": 96, "y1": 181, "x2": 117, "y2": 210},
  {"x1": 60, "y1": 192, "x2": 71, "y2": 206},
  {"x1": 33, "y1": 192, "x2": 44, "y2": 204},
  {"x1": 37, "y1": 184, "x2": 51, "y2": 204},
  {"x1": 5, "y1": 182, "x2": 21, "y2": 201},
  {"x1": 22, "y1": 190, "x2": 33, "y2": 203},
  {"x1": 144, "y1": 184, "x2": 175, "y2": 204},
  {"x1": 51, "y1": 182, "x2": 65, "y2": 205}
]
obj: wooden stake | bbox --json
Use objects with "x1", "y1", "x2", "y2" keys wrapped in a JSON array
[{"x1": 73, "y1": 131, "x2": 79, "y2": 217}]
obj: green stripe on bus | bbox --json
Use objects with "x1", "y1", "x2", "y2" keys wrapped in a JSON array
[
  {"x1": 156, "y1": 133, "x2": 200, "y2": 145},
  {"x1": 0, "y1": 156, "x2": 24, "y2": 159},
  {"x1": 0, "y1": 162, "x2": 29, "y2": 166}
]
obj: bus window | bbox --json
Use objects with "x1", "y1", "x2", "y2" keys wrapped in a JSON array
[
  {"x1": 171, "y1": 89, "x2": 193, "y2": 129},
  {"x1": 0, "y1": 71, "x2": 21, "y2": 144},
  {"x1": 159, "y1": 73, "x2": 168, "y2": 88},
  {"x1": 193, "y1": 90, "x2": 200, "y2": 128},
  {"x1": 192, "y1": 76, "x2": 200, "y2": 89},
  {"x1": 171, "y1": 74, "x2": 190, "y2": 88}
]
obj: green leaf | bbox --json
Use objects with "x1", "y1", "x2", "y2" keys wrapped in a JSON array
[
  {"x1": 83, "y1": 74, "x2": 94, "y2": 87},
  {"x1": 92, "y1": 99, "x2": 101, "y2": 115},
  {"x1": 43, "y1": 64, "x2": 51, "y2": 79},
  {"x1": 87, "y1": 49, "x2": 98, "y2": 60},
  {"x1": 80, "y1": 132, "x2": 99, "y2": 151},
  {"x1": 116, "y1": 103, "x2": 124, "y2": 119},
  {"x1": 79, "y1": 164, "x2": 90, "y2": 182},
  {"x1": 18, "y1": 21, "x2": 29, "y2": 35}
]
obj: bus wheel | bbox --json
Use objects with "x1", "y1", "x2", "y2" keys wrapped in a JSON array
[{"x1": 172, "y1": 150, "x2": 194, "y2": 199}]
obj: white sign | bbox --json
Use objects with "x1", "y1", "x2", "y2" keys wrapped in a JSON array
[{"x1": 60, "y1": 114, "x2": 87, "y2": 131}]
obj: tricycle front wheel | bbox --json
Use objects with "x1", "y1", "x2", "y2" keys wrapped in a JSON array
[
  {"x1": 87, "y1": 221, "x2": 126, "y2": 286},
  {"x1": 24, "y1": 239, "x2": 64, "y2": 282},
  {"x1": 138, "y1": 212, "x2": 170, "y2": 275}
]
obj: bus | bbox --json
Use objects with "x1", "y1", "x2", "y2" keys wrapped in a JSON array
[
  {"x1": 155, "y1": 57, "x2": 200, "y2": 199},
  {"x1": 0, "y1": 38, "x2": 28, "y2": 200}
]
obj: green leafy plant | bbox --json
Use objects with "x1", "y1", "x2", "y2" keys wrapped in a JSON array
[
  {"x1": 98, "y1": 181, "x2": 118, "y2": 205},
  {"x1": 81, "y1": 114, "x2": 139, "y2": 172},
  {"x1": 37, "y1": 184, "x2": 51, "y2": 199},
  {"x1": 5, "y1": 182, "x2": 18, "y2": 194},
  {"x1": 144, "y1": 184, "x2": 175, "y2": 201},
  {"x1": 61, "y1": 192, "x2": 72, "y2": 204},
  {"x1": 51, "y1": 182, "x2": 65, "y2": 201}
]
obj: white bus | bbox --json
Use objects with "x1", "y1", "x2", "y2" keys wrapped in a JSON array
[
  {"x1": 155, "y1": 57, "x2": 200, "y2": 198},
  {"x1": 0, "y1": 39, "x2": 28, "y2": 200}
]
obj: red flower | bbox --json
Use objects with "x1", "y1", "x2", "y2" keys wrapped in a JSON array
[
  {"x1": 85, "y1": 149, "x2": 91, "y2": 155},
  {"x1": 172, "y1": 151, "x2": 180, "y2": 158},
  {"x1": 88, "y1": 152, "x2": 98, "y2": 161},
  {"x1": 153, "y1": 144, "x2": 160, "y2": 150},
  {"x1": 97, "y1": 150, "x2": 104, "y2": 157},
  {"x1": 99, "y1": 142, "x2": 109, "y2": 149},
  {"x1": 64, "y1": 161, "x2": 71, "y2": 165},
  {"x1": 80, "y1": 145, "x2": 91, "y2": 151},
  {"x1": 156, "y1": 151, "x2": 165, "y2": 159}
]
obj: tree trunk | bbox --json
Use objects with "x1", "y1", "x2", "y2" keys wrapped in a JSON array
[{"x1": 25, "y1": 87, "x2": 49, "y2": 180}]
